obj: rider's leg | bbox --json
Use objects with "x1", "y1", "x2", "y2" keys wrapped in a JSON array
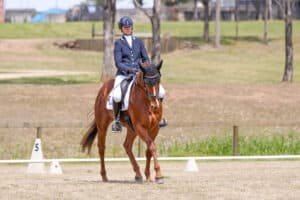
[
  {"x1": 112, "y1": 101, "x2": 122, "y2": 132},
  {"x1": 158, "y1": 84, "x2": 167, "y2": 127},
  {"x1": 111, "y1": 75, "x2": 126, "y2": 132}
]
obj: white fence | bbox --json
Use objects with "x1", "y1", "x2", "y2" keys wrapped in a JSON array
[{"x1": 1, "y1": 155, "x2": 300, "y2": 164}]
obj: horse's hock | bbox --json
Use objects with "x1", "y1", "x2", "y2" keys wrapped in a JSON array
[{"x1": 57, "y1": 33, "x2": 189, "y2": 53}]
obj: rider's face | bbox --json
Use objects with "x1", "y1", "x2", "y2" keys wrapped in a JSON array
[{"x1": 121, "y1": 26, "x2": 133, "y2": 35}]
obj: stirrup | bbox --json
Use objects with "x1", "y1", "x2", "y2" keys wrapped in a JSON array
[
  {"x1": 112, "y1": 121, "x2": 122, "y2": 133},
  {"x1": 159, "y1": 118, "x2": 167, "y2": 128}
]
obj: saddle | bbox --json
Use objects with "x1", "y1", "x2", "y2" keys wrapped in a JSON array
[{"x1": 106, "y1": 77, "x2": 134, "y2": 111}]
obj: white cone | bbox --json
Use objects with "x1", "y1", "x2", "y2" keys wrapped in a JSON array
[
  {"x1": 184, "y1": 158, "x2": 199, "y2": 172},
  {"x1": 50, "y1": 160, "x2": 63, "y2": 175},
  {"x1": 27, "y1": 138, "x2": 45, "y2": 174}
]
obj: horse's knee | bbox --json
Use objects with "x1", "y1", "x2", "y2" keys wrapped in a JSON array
[
  {"x1": 149, "y1": 142, "x2": 156, "y2": 152},
  {"x1": 145, "y1": 149, "x2": 152, "y2": 158}
]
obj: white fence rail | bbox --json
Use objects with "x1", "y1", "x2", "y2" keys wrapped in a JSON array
[{"x1": 1, "y1": 155, "x2": 300, "y2": 164}]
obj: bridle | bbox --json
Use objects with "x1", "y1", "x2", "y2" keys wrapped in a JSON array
[{"x1": 143, "y1": 72, "x2": 161, "y2": 101}]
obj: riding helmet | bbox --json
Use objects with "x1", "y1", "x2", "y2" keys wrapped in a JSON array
[{"x1": 118, "y1": 16, "x2": 133, "y2": 29}]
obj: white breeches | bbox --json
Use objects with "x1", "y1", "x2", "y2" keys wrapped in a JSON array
[{"x1": 112, "y1": 75, "x2": 165, "y2": 103}]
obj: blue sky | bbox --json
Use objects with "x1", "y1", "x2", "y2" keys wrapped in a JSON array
[{"x1": 5, "y1": 0, "x2": 153, "y2": 11}]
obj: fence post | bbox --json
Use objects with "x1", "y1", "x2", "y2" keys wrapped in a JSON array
[
  {"x1": 36, "y1": 127, "x2": 42, "y2": 139},
  {"x1": 233, "y1": 125, "x2": 239, "y2": 156},
  {"x1": 91, "y1": 23, "x2": 95, "y2": 38}
]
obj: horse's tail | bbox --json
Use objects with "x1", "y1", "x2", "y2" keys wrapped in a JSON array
[{"x1": 80, "y1": 119, "x2": 97, "y2": 154}]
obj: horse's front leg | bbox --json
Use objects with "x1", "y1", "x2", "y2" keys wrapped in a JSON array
[
  {"x1": 123, "y1": 129, "x2": 143, "y2": 182},
  {"x1": 145, "y1": 148, "x2": 152, "y2": 182},
  {"x1": 137, "y1": 125, "x2": 163, "y2": 184}
]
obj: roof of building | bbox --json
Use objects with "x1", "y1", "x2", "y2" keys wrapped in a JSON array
[{"x1": 31, "y1": 8, "x2": 66, "y2": 23}]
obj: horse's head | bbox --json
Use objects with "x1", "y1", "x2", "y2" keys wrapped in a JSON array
[{"x1": 138, "y1": 60, "x2": 163, "y2": 110}]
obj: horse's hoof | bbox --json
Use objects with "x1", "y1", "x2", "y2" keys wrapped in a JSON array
[
  {"x1": 102, "y1": 176, "x2": 108, "y2": 182},
  {"x1": 155, "y1": 176, "x2": 164, "y2": 184},
  {"x1": 135, "y1": 175, "x2": 143, "y2": 183}
]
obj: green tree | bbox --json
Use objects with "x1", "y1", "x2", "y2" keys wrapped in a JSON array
[
  {"x1": 102, "y1": 0, "x2": 116, "y2": 82},
  {"x1": 134, "y1": 0, "x2": 162, "y2": 64},
  {"x1": 274, "y1": 0, "x2": 295, "y2": 82}
]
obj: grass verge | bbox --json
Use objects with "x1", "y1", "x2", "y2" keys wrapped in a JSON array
[
  {"x1": 163, "y1": 133, "x2": 300, "y2": 157},
  {"x1": 0, "y1": 74, "x2": 100, "y2": 84}
]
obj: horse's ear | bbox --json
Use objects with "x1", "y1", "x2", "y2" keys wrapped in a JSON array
[
  {"x1": 139, "y1": 62, "x2": 146, "y2": 73},
  {"x1": 157, "y1": 60, "x2": 163, "y2": 71}
]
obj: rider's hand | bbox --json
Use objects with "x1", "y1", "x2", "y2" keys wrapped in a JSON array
[{"x1": 127, "y1": 68, "x2": 138, "y2": 74}]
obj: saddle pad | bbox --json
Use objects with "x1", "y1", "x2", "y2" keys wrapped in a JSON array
[{"x1": 106, "y1": 80, "x2": 134, "y2": 111}]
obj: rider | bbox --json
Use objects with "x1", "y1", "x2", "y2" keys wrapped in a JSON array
[{"x1": 112, "y1": 16, "x2": 167, "y2": 133}]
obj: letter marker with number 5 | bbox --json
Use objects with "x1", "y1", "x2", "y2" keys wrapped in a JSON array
[{"x1": 27, "y1": 138, "x2": 45, "y2": 174}]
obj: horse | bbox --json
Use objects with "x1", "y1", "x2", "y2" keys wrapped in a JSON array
[{"x1": 80, "y1": 61, "x2": 164, "y2": 184}]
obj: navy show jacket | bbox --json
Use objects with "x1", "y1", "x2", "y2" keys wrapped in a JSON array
[{"x1": 114, "y1": 35, "x2": 150, "y2": 76}]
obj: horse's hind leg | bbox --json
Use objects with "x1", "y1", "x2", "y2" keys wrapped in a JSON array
[
  {"x1": 123, "y1": 129, "x2": 143, "y2": 182},
  {"x1": 97, "y1": 126, "x2": 109, "y2": 182}
]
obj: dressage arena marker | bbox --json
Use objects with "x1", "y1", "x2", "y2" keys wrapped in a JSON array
[
  {"x1": 50, "y1": 160, "x2": 63, "y2": 175},
  {"x1": 27, "y1": 138, "x2": 45, "y2": 174},
  {"x1": 184, "y1": 158, "x2": 199, "y2": 172}
]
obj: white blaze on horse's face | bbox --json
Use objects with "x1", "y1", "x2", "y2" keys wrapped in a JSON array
[
  {"x1": 144, "y1": 83, "x2": 160, "y2": 110},
  {"x1": 151, "y1": 86, "x2": 160, "y2": 110}
]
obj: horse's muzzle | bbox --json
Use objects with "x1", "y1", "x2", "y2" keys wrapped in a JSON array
[{"x1": 150, "y1": 100, "x2": 160, "y2": 110}]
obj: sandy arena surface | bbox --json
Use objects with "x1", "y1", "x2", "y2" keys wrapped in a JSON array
[{"x1": 0, "y1": 160, "x2": 299, "y2": 200}]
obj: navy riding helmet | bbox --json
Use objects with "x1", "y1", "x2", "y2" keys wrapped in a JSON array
[{"x1": 118, "y1": 16, "x2": 133, "y2": 29}]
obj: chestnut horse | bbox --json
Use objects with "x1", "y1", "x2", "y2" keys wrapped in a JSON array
[{"x1": 81, "y1": 61, "x2": 164, "y2": 184}]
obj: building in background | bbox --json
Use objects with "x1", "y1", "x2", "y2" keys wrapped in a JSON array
[
  {"x1": 31, "y1": 8, "x2": 66, "y2": 23},
  {"x1": 66, "y1": 1, "x2": 103, "y2": 22},
  {"x1": 5, "y1": 9, "x2": 35, "y2": 23}
]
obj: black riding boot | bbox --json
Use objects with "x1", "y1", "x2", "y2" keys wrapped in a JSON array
[
  {"x1": 112, "y1": 101, "x2": 122, "y2": 132},
  {"x1": 159, "y1": 98, "x2": 168, "y2": 128}
]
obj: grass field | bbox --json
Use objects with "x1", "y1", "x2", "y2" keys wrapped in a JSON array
[
  {"x1": 1, "y1": 21, "x2": 300, "y2": 39},
  {"x1": 0, "y1": 21, "x2": 299, "y2": 84}
]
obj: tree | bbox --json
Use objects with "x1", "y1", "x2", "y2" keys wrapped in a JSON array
[
  {"x1": 214, "y1": 0, "x2": 221, "y2": 48},
  {"x1": 254, "y1": 0, "x2": 262, "y2": 20},
  {"x1": 134, "y1": 0, "x2": 162, "y2": 64},
  {"x1": 193, "y1": 0, "x2": 199, "y2": 20},
  {"x1": 267, "y1": 0, "x2": 273, "y2": 20},
  {"x1": 202, "y1": 0, "x2": 210, "y2": 42},
  {"x1": 235, "y1": 0, "x2": 240, "y2": 40},
  {"x1": 101, "y1": 0, "x2": 116, "y2": 82},
  {"x1": 274, "y1": 0, "x2": 295, "y2": 82},
  {"x1": 95, "y1": 0, "x2": 104, "y2": 5},
  {"x1": 263, "y1": 0, "x2": 269, "y2": 45}
]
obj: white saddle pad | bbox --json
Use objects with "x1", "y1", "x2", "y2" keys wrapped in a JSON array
[{"x1": 106, "y1": 80, "x2": 134, "y2": 111}]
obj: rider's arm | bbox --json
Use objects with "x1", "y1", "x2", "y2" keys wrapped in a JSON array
[{"x1": 114, "y1": 41, "x2": 130, "y2": 73}]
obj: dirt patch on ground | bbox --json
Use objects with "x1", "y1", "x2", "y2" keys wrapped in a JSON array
[
  {"x1": 0, "y1": 161, "x2": 299, "y2": 200},
  {"x1": 1, "y1": 83, "x2": 300, "y2": 126}
]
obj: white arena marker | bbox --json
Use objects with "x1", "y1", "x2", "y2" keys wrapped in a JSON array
[
  {"x1": 184, "y1": 158, "x2": 199, "y2": 172},
  {"x1": 27, "y1": 138, "x2": 46, "y2": 174},
  {"x1": 50, "y1": 160, "x2": 63, "y2": 175}
]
